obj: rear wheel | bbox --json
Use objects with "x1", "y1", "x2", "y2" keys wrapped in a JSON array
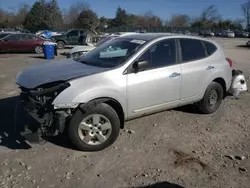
[
  {"x1": 34, "y1": 45, "x2": 43, "y2": 54},
  {"x1": 198, "y1": 82, "x2": 223, "y2": 114},
  {"x1": 68, "y1": 103, "x2": 120, "y2": 151},
  {"x1": 56, "y1": 41, "x2": 65, "y2": 49}
]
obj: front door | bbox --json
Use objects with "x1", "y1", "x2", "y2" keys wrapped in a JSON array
[
  {"x1": 67, "y1": 30, "x2": 80, "y2": 45},
  {"x1": 2, "y1": 34, "x2": 22, "y2": 52},
  {"x1": 127, "y1": 39, "x2": 181, "y2": 118}
]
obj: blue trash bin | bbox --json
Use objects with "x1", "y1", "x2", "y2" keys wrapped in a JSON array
[{"x1": 43, "y1": 43, "x2": 55, "y2": 60}]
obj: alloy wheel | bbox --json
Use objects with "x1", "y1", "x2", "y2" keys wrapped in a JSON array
[{"x1": 78, "y1": 114, "x2": 112, "y2": 145}]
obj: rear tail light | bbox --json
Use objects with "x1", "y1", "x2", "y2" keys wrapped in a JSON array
[{"x1": 226, "y1": 58, "x2": 233, "y2": 68}]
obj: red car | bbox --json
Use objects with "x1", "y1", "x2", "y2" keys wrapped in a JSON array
[{"x1": 0, "y1": 33, "x2": 48, "y2": 54}]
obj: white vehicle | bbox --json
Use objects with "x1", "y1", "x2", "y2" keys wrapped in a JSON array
[
  {"x1": 16, "y1": 33, "x2": 233, "y2": 151},
  {"x1": 210, "y1": 32, "x2": 215, "y2": 36},
  {"x1": 246, "y1": 40, "x2": 250, "y2": 47},
  {"x1": 67, "y1": 45, "x2": 97, "y2": 59},
  {"x1": 223, "y1": 31, "x2": 235, "y2": 38},
  {"x1": 227, "y1": 31, "x2": 235, "y2": 38}
]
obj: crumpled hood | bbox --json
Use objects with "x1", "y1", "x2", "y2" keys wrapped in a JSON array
[
  {"x1": 16, "y1": 59, "x2": 108, "y2": 89},
  {"x1": 70, "y1": 45, "x2": 96, "y2": 54}
]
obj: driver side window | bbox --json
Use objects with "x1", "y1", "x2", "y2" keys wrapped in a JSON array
[
  {"x1": 68, "y1": 30, "x2": 79, "y2": 37},
  {"x1": 136, "y1": 39, "x2": 176, "y2": 71},
  {"x1": 6, "y1": 34, "x2": 21, "y2": 41}
]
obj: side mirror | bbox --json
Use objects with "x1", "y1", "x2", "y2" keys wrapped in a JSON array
[{"x1": 132, "y1": 60, "x2": 148, "y2": 73}]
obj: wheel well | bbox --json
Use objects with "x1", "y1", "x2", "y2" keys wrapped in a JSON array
[
  {"x1": 81, "y1": 98, "x2": 125, "y2": 129},
  {"x1": 103, "y1": 99, "x2": 125, "y2": 129},
  {"x1": 56, "y1": 40, "x2": 65, "y2": 44},
  {"x1": 213, "y1": 77, "x2": 226, "y2": 98}
]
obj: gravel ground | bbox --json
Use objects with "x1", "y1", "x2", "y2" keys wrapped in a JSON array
[{"x1": 0, "y1": 37, "x2": 250, "y2": 188}]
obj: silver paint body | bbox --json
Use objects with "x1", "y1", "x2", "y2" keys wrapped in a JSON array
[{"x1": 16, "y1": 34, "x2": 232, "y2": 121}]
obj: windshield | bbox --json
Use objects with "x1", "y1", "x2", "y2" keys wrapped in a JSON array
[
  {"x1": 79, "y1": 38, "x2": 147, "y2": 68},
  {"x1": 0, "y1": 33, "x2": 10, "y2": 39}
]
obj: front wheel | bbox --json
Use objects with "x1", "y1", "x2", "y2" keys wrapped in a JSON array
[
  {"x1": 68, "y1": 103, "x2": 120, "y2": 151},
  {"x1": 198, "y1": 82, "x2": 223, "y2": 114},
  {"x1": 56, "y1": 41, "x2": 65, "y2": 49}
]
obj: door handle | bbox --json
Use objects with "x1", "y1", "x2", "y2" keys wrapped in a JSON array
[
  {"x1": 169, "y1": 72, "x2": 181, "y2": 78},
  {"x1": 206, "y1": 65, "x2": 215, "y2": 70}
]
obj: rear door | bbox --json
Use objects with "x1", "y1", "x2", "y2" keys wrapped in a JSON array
[
  {"x1": 20, "y1": 34, "x2": 41, "y2": 51},
  {"x1": 178, "y1": 38, "x2": 212, "y2": 103}
]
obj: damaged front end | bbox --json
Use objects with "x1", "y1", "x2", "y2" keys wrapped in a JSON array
[{"x1": 18, "y1": 81, "x2": 76, "y2": 138}]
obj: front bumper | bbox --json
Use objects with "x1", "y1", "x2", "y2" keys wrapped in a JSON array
[{"x1": 18, "y1": 83, "x2": 71, "y2": 136}]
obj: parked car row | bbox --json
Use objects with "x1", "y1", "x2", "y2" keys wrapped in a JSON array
[{"x1": 235, "y1": 31, "x2": 249, "y2": 38}]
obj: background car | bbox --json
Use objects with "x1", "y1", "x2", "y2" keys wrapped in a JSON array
[
  {"x1": 0, "y1": 33, "x2": 12, "y2": 39},
  {"x1": 53, "y1": 29, "x2": 88, "y2": 49},
  {"x1": 67, "y1": 33, "x2": 136, "y2": 60},
  {"x1": 199, "y1": 30, "x2": 214, "y2": 37},
  {"x1": 0, "y1": 33, "x2": 49, "y2": 53},
  {"x1": 226, "y1": 31, "x2": 235, "y2": 38},
  {"x1": 184, "y1": 30, "x2": 191, "y2": 35}
]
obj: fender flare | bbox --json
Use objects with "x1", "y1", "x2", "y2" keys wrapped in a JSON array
[{"x1": 202, "y1": 72, "x2": 227, "y2": 97}]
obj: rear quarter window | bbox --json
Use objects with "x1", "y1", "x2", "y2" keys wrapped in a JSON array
[
  {"x1": 179, "y1": 38, "x2": 206, "y2": 62},
  {"x1": 203, "y1": 41, "x2": 217, "y2": 56}
]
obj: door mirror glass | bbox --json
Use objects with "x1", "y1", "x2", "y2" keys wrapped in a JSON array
[{"x1": 132, "y1": 60, "x2": 148, "y2": 72}]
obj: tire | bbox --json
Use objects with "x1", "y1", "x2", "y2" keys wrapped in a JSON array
[
  {"x1": 197, "y1": 82, "x2": 223, "y2": 114},
  {"x1": 34, "y1": 45, "x2": 43, "y2": 54},
  {"x1": 56, "y1": 41, "x2": 65, "y2": 49},
  {"x1": 68, "y1": 103, "x2": 120, "y2": 151}
]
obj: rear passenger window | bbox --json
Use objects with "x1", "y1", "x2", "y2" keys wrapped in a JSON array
[
  {"x1": 203, "y1": 41, "x2": 217, "y2": 55},
  {"x1": 179, "y1": 39, "x2": 206, "y2": 62}
]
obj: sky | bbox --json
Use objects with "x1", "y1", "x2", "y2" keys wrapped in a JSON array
[{"x1": 1, "y1": 0, "x2": 248, "y2": 20}]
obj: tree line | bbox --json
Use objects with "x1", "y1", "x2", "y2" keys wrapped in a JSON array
[{"x1": 0, "y1": 0, "x2": 250, "y2": 32}]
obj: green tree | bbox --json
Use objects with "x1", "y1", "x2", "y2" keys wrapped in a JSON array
[
  {"x1": 24, "y1": 0, "x2": 63, "y2": 31},
  {"x1": 46, "y1": 0, "x2": 64, "y2": 29},
  {"x1": 76, "y1": 8, "x2": 99, "y2": 31},
  {"x1": 97, "y1": 16, "x2": 108, "y2": 31},
  {"x1": 113, "y1": 7, "x2": 128, "y2": 27},
  {"x1": 24, "y1": 0, "x2": 48, "y2": 31}
]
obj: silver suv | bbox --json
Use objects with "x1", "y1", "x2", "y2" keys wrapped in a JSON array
[{"x1": 16, "y1": 33, "x2": 232, "y2": 151}]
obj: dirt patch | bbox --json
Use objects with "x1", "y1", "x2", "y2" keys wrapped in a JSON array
[{"x1": 173, "y1": 150, "x2": 208, "y2": 170}]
